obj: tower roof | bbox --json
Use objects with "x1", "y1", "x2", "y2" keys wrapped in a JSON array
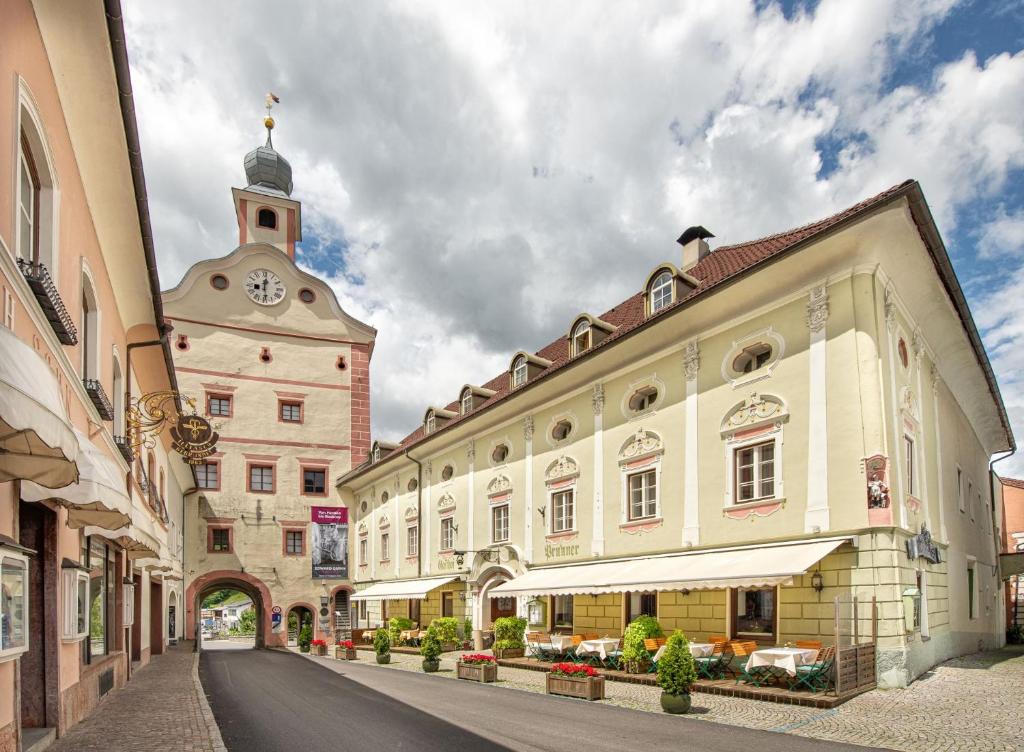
[{"x1": 243, "y1": 136, "x2": 293, "y2": 197}]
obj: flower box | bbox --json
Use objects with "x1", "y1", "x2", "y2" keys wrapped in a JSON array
[
  {"x1": 546, "y1": 673, "x2": 605, "y2": 700},
  {"x1": 457, "y1": 662, "x2": 498, "y2": 683},
  {"x1": 310, "y1": 644, "x2": 327, "y2": 656},
  {"x1": 335, "y1": 646, "x2": 358, "y2": 660},
  {"x1": 493, "y1": 647, "x2": 524, "y2": 659}
]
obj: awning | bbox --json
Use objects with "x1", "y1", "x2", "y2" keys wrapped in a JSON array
[
  {"x1": 490, "y1": 538, "x2": 850, "y2": 598},
  {"x1": 351, "y1": 575, "x2": 459, "y2": 602},
  {"x1": 84, "y1": 506, "x2": 162, "y2": 560},
  {"x1": 22, "y1": 429, "x2": 130, "y2": 530},
  {"x1": 0, "y1": 325, "x2": 78, "y2": 487}
]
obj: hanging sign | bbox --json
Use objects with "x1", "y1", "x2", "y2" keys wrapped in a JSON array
[
  {"x1": 169, "y1": 414, "x2": 219, "y2": 465},
  {"x1": 311, "y1": 506, "x2": 348, "y2": 579},
  {"x1": 127, "y1": 390, "x2": 218, "y2": 463},
  {"x1": 906, "y1": 525, "x2": 941, "y2": 564}
]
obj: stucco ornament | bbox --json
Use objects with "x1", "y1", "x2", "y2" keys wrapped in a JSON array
[
  {"x1": 722, "y1": 393, "x2": 786, "y2": 432},
  {"x1": 545, "y1": 455, "x2": 578, "y2": 482},
  {"x1": 867, "y1": 474, "x2": 890, "y2": 509},
  {"x1": 523, "y1": 416, "x2": 534, "y2": 441},
  {"x1": 683, "y1": 340, "x2": 700, "y2": 381},
  {"x1": 592, "y1": 383, "x2": 605, "y2": 415},
  {"x1": 806, "y1": 286, "x2": 829, "y2": 333},
  {"x1": 930, "y1": 363, "x2": 940, "y2": 393},
  {"x1": 357, "y1": 521, "x2": 368, "y2": 536},
  {"x1": 404, "y1": 505, "x2": 418, "y2": 522},
  {"x1": 884, "y1": 287, "x2": 897, "y2": 331},
  {"x1": 437, "y1": 492, "x2": 456, "y2": 513},
  {"x1": 619, "y1": 428, "x2": 663, "y2": 460},
  {"x1": 899, "y1": 386, "x2": 920, "y2": 421},
  {"x1": 378, "y1": 514, "x2": 391, "y2": 530},
  {"x1": 466, "y1": 439, "x2": 476, "y2": 461},
  {"x1": 911, "y1": 328, "x2": 924, "y2": 362},
  {"x1": 487, "y1": 475, "x2": 512, "y2": 495}
]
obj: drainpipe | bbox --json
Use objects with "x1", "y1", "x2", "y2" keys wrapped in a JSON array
[{"x1": 405, "y1": 451, "x2": 423, "y2": 578}]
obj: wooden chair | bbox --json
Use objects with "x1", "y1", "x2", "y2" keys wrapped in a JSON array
[
  {"x1": 731, "y1": 640, "x2": 770, "y2": 687},
  {"x1": 643, "y1": 637, "x2": 661, "y2": 673},
  {"x1": 795, "y1": 640, "x2": 823, "y2": 652},
  {"x1": 525, "y1": 632, "x2": 547, "y2": 660},
  {"x1": 583, "y1": 632, "x2": 599, "y2": 640},
  {"x1": 605, "y1": 637, "x2": 625, "y2": 670},
  {"x1": 789, "y1": 645, "x2": 835, "y2": 693},
  {"x1": 696, "y1": 640, "x2": 732, "y2": 680}
]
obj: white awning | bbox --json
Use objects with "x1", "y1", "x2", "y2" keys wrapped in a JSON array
[
  {"x1": 490, "y1": 538, "x2": 850, "y2": 598},
  {"x1": 0, "y1": 325, "x2": 78, "y2": 487},
  {"x1": 22, "y1": 429, "x2": 131, "y2": 530},
  {"x1": 84, "y1": 505, "x2": 162, "y2": 560},
  {"x1": 351, "y1": 575, "x2": 459, "y2": 602}
]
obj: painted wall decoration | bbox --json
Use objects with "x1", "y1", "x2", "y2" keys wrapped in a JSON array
[{"x1": 311, "y1": 506, "x2": 348, "y2": 579}]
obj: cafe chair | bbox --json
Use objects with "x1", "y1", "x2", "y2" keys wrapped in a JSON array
[
  {"x1": 788, "y1": 645, "x2": 835, "y2": 693},
  {"x1": 731, "y1": 640, "x2": 770, "y2": 687},
  {"x1": 696, "y1": 640, "x2": 732, "y2": 680}
]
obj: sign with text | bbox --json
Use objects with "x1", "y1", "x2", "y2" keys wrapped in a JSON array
[
  {"x1": 311, "y1": 506, "x2": 348, "y2": 579},
  {"x1": 168, "y1": 414, "x2": 219, "y2": 465}
]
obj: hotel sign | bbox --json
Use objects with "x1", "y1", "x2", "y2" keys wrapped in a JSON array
[
  {"x1": 169, "y1": 415, "x2": 219, "y2": 465},
  {"x1": 906, "y1": 526, "x2": 941, "y2": 564}
]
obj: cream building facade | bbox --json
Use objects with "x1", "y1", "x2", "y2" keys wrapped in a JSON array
[
  {"x1": 0, "y1": 2, "x2": 187, "y2": 748},
  {"x1": 164, "y1": 118, "x2": 375, "y2": 649},
  {"x1": 339, "y1": 181, "x2": 1013, "y2": 689}
]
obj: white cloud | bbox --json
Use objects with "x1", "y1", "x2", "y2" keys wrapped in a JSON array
[
  {"x1": 978, "y1": 205, "x2": 1024, "y2": 257},
  {"x1": 124, "y1": 0, "x2": 1024, "y2": 446}
]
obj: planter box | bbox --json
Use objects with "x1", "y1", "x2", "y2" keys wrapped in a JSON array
[
  {"x1": 441, "y1": 641, "x2": 459, "y2": 652},
  {"x1": 310, "y1": 645, "x2": 327, "y2": 656},
  {"x1": 457, "y1": 662, "x2": 498, "y2": 683},
  {"x1": 546, "y1": 673, "x2": 605, "y2": 701},
  {"x1": 335, "y1": 647, "x2": 358, "y2": 660},
  {"x1": 493, "y1": 647, "x2": 524, "y2": 660}
]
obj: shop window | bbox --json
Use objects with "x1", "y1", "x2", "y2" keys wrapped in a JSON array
[
  {"x1": 207, "y1": 394, "x2": 232, "y2": 417},
  {"x1": 280, "y1": 401, "x2": 302, "y2": 423},
  {"x1": 409, "y1": 599, "x2": 421, "y2": 625},
  {"x1": 61, "y1": 565, "x2": 89, "y2": 642},
  {"x1": 734, "y1": 441, "x2": 775, "y2": 503},
  {"x1": 284, "y1": 530, "x2": 304, "y2": 556},
  {"x1": 440, "y1": 517, "x2": 455, "y2": 551},
  {"x1": 551, "y1": 595, "x2": 573, "y2": 630},
  {"x1": 303, "y1": 467, "x2": 326, "y2": 495},
  {"x1": 87, "y1": 538, "x2": 114, "y2": 661},
  {"x1": 196, "y1": 461, "x2": 220, "y2": 490},
  {"x1": 733, "y1": 587, "x2": 775, "y2": 641},
  {"x1": 0, "y1": 554, "x2": 29, "y2": 659},
  {"x1": 627, "y1": 469, "x2": 657, "y2": 520},
  {"x1": 625, "y1": 591, "x2": 657, "y2": 624},
  {"x1": 407, "y1": 525, "x2": 419, "y2": 557},
  {"x1": 492, "y1": 504, "x2": 510, "y2": 543},
  {"x1": 249, "y1": 464, "x2": 274, "y2": 493},
  {"x1": 442, "y1": 591, "x2": 454, "y2": 618},
  {"x1": 208, "y1": 527, "x2": 232, "y2": 554},
  {"x1": 551, "y1": 489, "x2": 575, "y2": 533}
]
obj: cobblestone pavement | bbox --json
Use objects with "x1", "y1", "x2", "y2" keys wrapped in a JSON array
[
  {"x1": 301, "y1": 644, "x2": 1024, "y2": 752},
  {"x1": 50, "y1": 643, "x2": 227, "y2": 752}
]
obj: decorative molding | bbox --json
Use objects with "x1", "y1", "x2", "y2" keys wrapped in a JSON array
[
  {"x1": 720, "y1": 327, "x2": 785, "y2": 389},
  {"x1": 591, "y1": 383, "x2": 605, "y2": 415},
  {"x1": 487, "y1": 475, "x2": 512, "y2": 496},
  {"x1": 884, "y1": 286, "x2": 897, "y2": 331},
  {"x1": 930, "y1": 363, "x2": 940, "y2": 393},
  {"x1": 437, "y1": 492, "x2": 456, "y2": 513},
  {"x1": 544, "y1": 455, "x2": 579, "y2": 483},
  {"x1": 357, "y1": 522, "x2": 368, "y2": 536},
  {"x1": 723, "y1": 499, "x2": 785, "y2": 520},
  {"x1": 806, "y1": 285, "x2": 829, "y2": 333},
  {"x1": 619, "y1": 518, "x2": 663, "y2": 535},
  {"x1": 404, "y1": 505, "x2": 418, "y2": 522},
  {"x1": 683, "y1": 340, "x2": 700, "y2": 381},
  {"x1": 618, "y1": 428, "x2": 663, "y2": 462},
  {"x1": 425, "y1": 460, "x2": 433, "y2": 478},
  {"x1": 522, "y1": 416, "x2": 534, "y2": 441},
  {"x1": 378, "y1": 514, "x2": 391, "y2": 530},
  {"x1": 721, "y1": 392, "x2": 788, "y2": 434},
  {"x1": 466, "y1": 439, "x2": 476, "y2": 461}
]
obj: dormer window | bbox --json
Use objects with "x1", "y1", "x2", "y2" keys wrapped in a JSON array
[
  {"x1": 461, "y1": 389, "x2": 473, "y2": 416},
  {"x1": 650, "y1": 271, "x2": 673, "y2": 313},
  {"x1": 733, "y1": 343, "x2": 773, "y2": 374},
  {"x1": 511, "y1": 356, "x2": 527, "y2": 389},
  {"x1": 373, "y1": 446, "x2": 381, "y2": 462},
  {"x1": 257, "y1": 208, "x2": 277, "y2": 229},
  {"x1": 629, "y1": 386, "x2": 658, "y2": 413},
  {"x1": 426, "y1": 411, "x2": 437, "y2": 434},
  {"x1": 572, "y1": 320, "x2": 591, "y2": 355}
]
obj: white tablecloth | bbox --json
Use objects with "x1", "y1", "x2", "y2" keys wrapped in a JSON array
[
  {"x1": 549, "y1": 634, "x2": 575, "y2": 651},
  {"x1": 578, "y1": 638, "x2": 620, "y2": 659},
  {"x1": 746, "y1": 647, "x2": 819, "y2": 676},
  {"x1": 653, "y1": 642, "x2": 715, "y2": 662}
]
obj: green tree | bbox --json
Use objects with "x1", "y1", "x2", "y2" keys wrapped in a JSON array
[
  {"x1": 237, "y1": 609, "x2": 256, "y2": 634},
  {"x1": 657, "y1": 631, "x2": 698, "y2": 696}
]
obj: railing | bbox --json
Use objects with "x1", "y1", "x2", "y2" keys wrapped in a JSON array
[
  {"x1": 113, "y1": 435, "x2": 134, "y2": 464},
  {"x1": 82, "y1": 378, "x2": 114, "y2": 421},
  {"x1": 17, "y1": 258, "x2": 77, "y2": 345}
]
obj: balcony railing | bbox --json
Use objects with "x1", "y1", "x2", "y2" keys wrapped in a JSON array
[
  {"x1": 113, "y1": 436, "x2": 134, "y2": 464},
  {"x1": 17, "y1": 258, "x2": 78, "y2": 345},
  {"x1": 82, "y1": 379, "x2": 114, "y2": 421}
]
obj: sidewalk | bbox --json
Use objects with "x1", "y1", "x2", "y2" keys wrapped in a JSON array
[{"x1": 49, "y1": 642, "x2": 225, "y2": 752}]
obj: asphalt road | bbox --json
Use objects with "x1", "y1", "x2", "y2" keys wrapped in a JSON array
[{"x1": 199, "y1": 648, "x2": 884, "y2": 752}]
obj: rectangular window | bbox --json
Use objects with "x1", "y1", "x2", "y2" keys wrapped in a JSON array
[
  {"x1": 442, "y1": 591, "x2": 454, "y2": 618},
  {"x1": 380, "y1": 533, "x2": 390, "y2": 561},
  {"x1": 210, "y1": 528, "x2": 231, "y2": 553},
  {"x1": 407, "y1": 526, "x2": 418, "y2": 557},
  {"x1": 359, "y1": 538, "x2": 368, "y2": 566},
  {"x1": 968, "y1": 480, "x2": 974, "y2": 520},
  {"x1": 957, "y1": 467, "x2": 965, "y2": 512},
  {"x1": 440, "y1": 517, "x2": 455, "y2": 550},
  {"x1": 280, "y1": 401, "x2": 302, "y2": 423},
  {"x1": 0, "y1": 555, "x2": 28, "y2": 658},
  {"x1": 625, "y1": 591, "x2": 657, "y2": 624},
  {"x1": 358, "y1": 600, "x2": 368, "y2": 620},
  {"x1": 88, "y1": 539, "x2": 109, "y2": 660},
  {"x1": 285, "y1": 530, "x2": 304, "y2": 555},
  {"x1": 912, "y1": 570, "x2": 923, "y2": 630},
  {"x1": 492, "y1": 504, "x2": 509, "y2": 543},
  {"x1": 302, "y1": 468, "x2": 326, "y2": 495},
  {"x1": 967, "y1": 563, "x2": 976, "y2": 619},
  {"x1": 628, "y1": 469, "x2": 658, "y2": 520},
  {"x1": 904, "y1": 436, "x2": 915, "y2": 496},
  {"x1": 735, "y1": 441, "x2": 775, "y2": 503},
  {"x1": 18, "y1": 134, "x2": 39, "y2": 262},
  {"x1": 249, "y1": 464, "x2": 274, "y2": 492},
  {"x1": 196, "y1": 462, "x2": 220, "y2": 490},
  {"x1": 733, "y1": 587, "x2": 776, "y2": 641},
  {"x1": 61, "y1": 567, "x2": 89, "y2": 642},
  {"x1": 551, "y1": 489, "x2": 575, "y2": 533},
  {"x1": 552, "y1": 595, "x2": 573, "y2": 629},
  {"x1": 207, "y1": 395, "x2": 232, "y2": 417}
]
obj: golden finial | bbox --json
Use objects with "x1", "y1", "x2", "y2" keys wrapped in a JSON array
[{"x1": 264, "y1": 91, "x2": 279, "y2": 131}]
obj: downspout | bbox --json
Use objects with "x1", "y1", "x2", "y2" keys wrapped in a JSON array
[{"x1": 405, "y1": 451, "x2": 422, "y2": 578}]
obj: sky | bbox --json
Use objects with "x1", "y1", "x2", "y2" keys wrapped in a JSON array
[{"x1": 124, "y1": 0, "x2": 1024, "y2": 475}]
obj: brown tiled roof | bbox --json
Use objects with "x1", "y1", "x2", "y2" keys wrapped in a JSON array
[
  {"x1": 342, "y1": 179, "x2": 1007, "y2": 482},
  {"x1": 1002, "y1": 477, "x2": 1024, "y2": 490}
]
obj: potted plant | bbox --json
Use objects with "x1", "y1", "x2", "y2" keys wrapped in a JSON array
[
  {"x1": 388, "y1": 616, "x2": 414, "y2": 646},
  {"x1": 621, "y1": 615, "x2": 663, "y2": 673},
  {"x1": 492, "y1": 616, "x2": 526, "y2": 659},
  {"x1": 457, "y1": 654, "x2": 498, "y2": 683},
  {"x1": 309, "y1": 638, "x2": 328, "y2": 656},
  {"x1": 430, "y1": 617, "x2": 460, "y2": 651},
  {"x1": 298, "y1": 623, "x2": 313, "y2": 653},
  {"x1": 373, "y1": 628, "x2": 391, "y2": 665},
  {"x1": 420, "y1": 625, "x2": 442, "y2": 672},
  {"x1": 657, "y1": 631, "x2": 698, "y2": 714},
  {"x1": 546, "y1": 663, "x2": 605, "y2": 701},
  {"x1": 335, "y1": 639, "x2": 357, "y2": 660}
]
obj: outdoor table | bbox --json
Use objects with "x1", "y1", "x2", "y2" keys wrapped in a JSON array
[
  {"x1": 577, "y1": 638, "x2": 620, "y2": 660},
  {"x1": 399, "y1": 629, "x2": 419, "y2": 644},
  {"x1": 746, "y1": 647, "x2": 819, "y2": 679},
  {"x1": 549, "y1": 634, "x2": 575, "y2": 652},
  {"x1": 652, "y1": 642, "x2": 714, "y2": 663}
]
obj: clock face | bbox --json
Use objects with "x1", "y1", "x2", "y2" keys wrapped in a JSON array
[{"x1": 244, "y1": 269, "x2": 286, "y2": 305}]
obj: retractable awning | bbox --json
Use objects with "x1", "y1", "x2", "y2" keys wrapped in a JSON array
[
  {"x1": 489, "y1": 538, "x2": 851, "y2": 598},
  {"x1": 0, "y1": 325, "x2": 78, "y2": 487},
  {"x1": 351, "y1": 575, "x2": 459, "y2": 602},
  {"x1": 83, "y1": 505, "x2": 162, "y2": 560},
  {"x1": 22, "y1": 429, "x2": 131, "y2": 530}
]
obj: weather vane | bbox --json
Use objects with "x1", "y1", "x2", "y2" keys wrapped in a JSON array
[{"x1": 264, "y1": 91, "x2": 280, "y2": 144}]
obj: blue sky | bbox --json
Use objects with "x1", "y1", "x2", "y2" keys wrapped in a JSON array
[{"x1": 126, "y1": 0, "x2": 1024, "y2": 474}]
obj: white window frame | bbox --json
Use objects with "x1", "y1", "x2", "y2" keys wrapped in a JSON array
[
  {"x1": 627, "y1": 468, "x2": 658, "y2": 521},
  {"x1": 380, "y1": 532, "x2": 390, "y2": 562},
  {"x1": 123, "y1": 581, "x2": 135, "y2": 627},
  {"x1": 358, "y1": 537, "x2": 368, "y2": 566},
  {"x1": 61, "y1": 566, "x2": 89, "y2": 642},
  {"x1": 733, "y1": 440, "x2": 777, "y2": 504},
  {"x1": 407, "y1": 525, "x2": 418, "y2": 557},
  {"x1": 957, "y1": 466, "x2": 964, "y2": 513},
  {"x1": 511, "y1": 357, "x2": 527, "y2": 388},
  {"x1": 461, "y1": 390, "x2": 473, "y2": 416},
  {"x1": 649, "y1": 271, "x2": 673, "y2": 313},
  {"x1": 440, "y1": 517, "x2": 456, "y2": 551},
  {"x1": 904, "y1": 435, "x2": 916, "y2": 497},
  {"x1": 0, "y1": 553, "x2": 30, "y2": 661},
  {"x1": 491, "y1": 503, "x2": 510, "y2": 543},
  {"x1": 723, "y1": 426, "x2": 784, "y2": 507},
  {"x1": 14, "y1": 83, "x2": 61, "y2": 275},
  {"x1": 572, "y1": 320, "x2": 591, "y2": 355},
  {"x1": 550, "y1": 487, "x2": 575, "y2": 534},
  {"x1": 425, "y1": 412, "x2": 436, "y2": 434}
]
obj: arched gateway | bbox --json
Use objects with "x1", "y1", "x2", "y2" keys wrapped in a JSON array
[{"x1": 186, "y1": 570, "x2": 282, "y2": 648}]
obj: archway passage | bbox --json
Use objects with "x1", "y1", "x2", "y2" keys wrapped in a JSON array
[
  {"x1": 186, "y1": 570, "x2": 276, "y2": 649},
  {"x1": 286, "y1": 603, "x2": 316, "y2": 647}
]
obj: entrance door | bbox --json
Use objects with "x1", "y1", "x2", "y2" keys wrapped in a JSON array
[
  {"x1": 18, "y1": 502, "x2": 56, "y2": 730},
  {"x1": 150, "y1": 580, "x2": 164, "y2": 656},
  {"x1": 131, "y1": 573, "x2": 142, "y2": 661},
  {"x1": 490, "y1": 595, "x2": 516, "y2": 624}
]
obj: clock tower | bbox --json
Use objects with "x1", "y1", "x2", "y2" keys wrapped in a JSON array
[{"x1": 162, "y1": 107, "x2": 375, "y2": 649}]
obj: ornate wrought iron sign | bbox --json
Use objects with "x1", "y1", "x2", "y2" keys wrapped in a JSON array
[
  {"x1": 127, "y1": 391, "x2": 218, "y2": 465},
  {"x1": 906, "y1": 525, "x2": 941, "y2": 564},
  {"x1": 170, "y1": 414, "x2": 219, "y2": 465}
]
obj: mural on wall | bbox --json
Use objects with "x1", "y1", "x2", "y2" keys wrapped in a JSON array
[{"x1": 311, "y1": 506, "x2": 348, "y2": 579}]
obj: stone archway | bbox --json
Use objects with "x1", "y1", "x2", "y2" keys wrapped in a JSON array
[
  {"x1": 187, "y1": 570, "x2": 277, "y2": 648},
  {"x1": 472, "y1": 566, "x2": 516, "y2": 632},
  {"x1": 285, "y1": 601, "x2": 318, "y2": 645},
  {"x1": 329, "y1": 584, "x2": 354, "y2": 641}
]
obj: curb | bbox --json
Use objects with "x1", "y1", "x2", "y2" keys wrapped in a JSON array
[{"x1": 193, "y1": 653, "x2": 229, "y2": 752}]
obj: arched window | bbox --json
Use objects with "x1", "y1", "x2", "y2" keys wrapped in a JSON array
[
  {"x1": 649, "y1": 271, "x2": 673, "y2": 313},
  {"x1": 16, "y1": 89, "x2": 58, "y2": 273},
  {"x1": 628, "y1": 386, "x2": 658, "y2": 413},
  {"x1": 257, "y1": 208, "x2": 277, "y2": 229},
  {"x1": 425, "y1": 410, "x2": 436, "y2": 434},
  {"x1": 461, "y1": 389, "x2": 473, "y2": 416},
  {"x1": 111, "y1": 353, "x2": 124, "y2": 435},
  {"x1": 572, "y1": 320, "x2": 591, "y2": 355},
  {"x1": 732, "y1": 343, "x2": 772, "y2": 374},
  {"x1": 80, "y1": 272, "x2": 100, "y2": 380},
  {"x1": 511, "y1": 356, "x2": 527, "y2": 388}
]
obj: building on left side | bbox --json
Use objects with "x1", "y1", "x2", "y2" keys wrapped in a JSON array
[{"x1": 0, "y1": 1, "x2": 188, "y2": 748}]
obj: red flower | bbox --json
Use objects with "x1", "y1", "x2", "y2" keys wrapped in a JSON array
[
  {"x1": 340, "y1": 640, "x2": 354, "y2": 649},
  {"x1": 459, "y1": 653, "x2": 497, "y2": 665},
  {"x1": 549, "y1": 662, "x2": 598, "y2": 677},
  {"x1": 310, "y1": 639, "x2": 327, "y2": 647}
]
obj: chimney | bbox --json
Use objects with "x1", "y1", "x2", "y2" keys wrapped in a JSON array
[{"x1": 677, "y1": 226, "x2": 714, "y2": 272}]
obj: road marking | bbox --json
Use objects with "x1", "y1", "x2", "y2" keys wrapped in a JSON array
[{"x1": 769, "y1": 708, "x2": 838, "y2": 733}]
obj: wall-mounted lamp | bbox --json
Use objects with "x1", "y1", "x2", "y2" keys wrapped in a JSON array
[{"x1": 811, "y1": 570, "x2": 824, "y2": 595}]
